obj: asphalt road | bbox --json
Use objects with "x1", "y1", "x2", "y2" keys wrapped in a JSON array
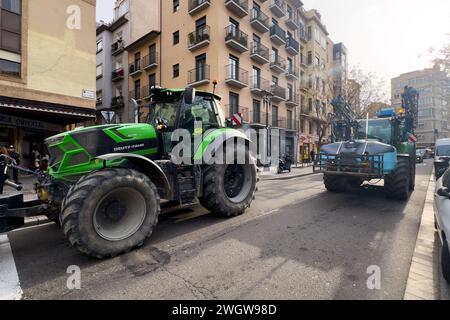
[{"x1": 5, "y1": 161, "x2": 434, "y2": 300}]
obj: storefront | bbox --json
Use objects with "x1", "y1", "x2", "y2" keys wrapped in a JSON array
[{"x1": 0, "y1": 98, "x2": 95, "y2": 169}]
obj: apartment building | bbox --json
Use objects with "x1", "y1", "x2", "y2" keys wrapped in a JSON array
[
  {"x1": 0, "y1": 0, "x2": 96, "y2": 167},
  {"x1": 298, "y1": 9, "x2": 333, "y2": 161},
  {"x1": 391, "y1": 66, "x2": 450, "y2": 148},
  {"x1": 96, "y1": 0, "x2": 159, "y2": 123}
]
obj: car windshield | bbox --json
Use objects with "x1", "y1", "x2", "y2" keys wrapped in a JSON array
[
  {"x1": 436, "y1": 145, "x2": 450, "y2": 157},
  {"x1": 356, "y1": 119, "x2": 392, "y2": 144}
]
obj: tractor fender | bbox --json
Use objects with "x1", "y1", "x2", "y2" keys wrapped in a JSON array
[
  {"x1": 96, "y1": 153, "x2": 172, "y2": 199},
  {"x1": 193, "y1": 129, "x2": 256, "y2": 163}
]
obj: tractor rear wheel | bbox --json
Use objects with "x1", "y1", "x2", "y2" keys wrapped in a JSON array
[
  {"x1": 323, "y1": 174, "x2": 347, "y2": 193},
  {"x1": 385, "y1": 157, "x2": 410, "y2": 200},
  {"x1": 61, "y1": 168, "x2": 160, "y2": 259},
  {"x1": 200, "y1": 146, "x2": 257, "y2": 217}
]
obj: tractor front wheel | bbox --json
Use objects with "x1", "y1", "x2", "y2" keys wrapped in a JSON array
[
  {"x1": 61, "y1": 168, "x2": 160, "y2": 259},
  {"x1": 385, "y1": 157, "x2": 410, "y2": 200},
  {"x1": 200, "y1": 148, "x2": 257, "y2": 217}
]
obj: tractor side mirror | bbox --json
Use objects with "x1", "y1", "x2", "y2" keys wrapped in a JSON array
[
  {"x1": 437, "y1": 187, "x2": 450, "y2": 199},
  {"x1": 184, "y1": 87, "x2": 196, "y2": 105}
]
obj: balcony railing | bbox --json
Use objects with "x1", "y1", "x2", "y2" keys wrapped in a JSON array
[
  {"x1": 269, "y1": 0, "x2": 285, "y2": 18},
  {"x1": 270, "y1": 24, "x2": 286, "y2": 45},
  {"x1": 270, "y1": 54, "x2": 286, "y2": 73},
  {"x1": 271, "y1": 84, "x2": 286, "y2": 101},
  {"x1": 143, "y1": 52, "x2": 158, "y2": 70},
  {"x1": 225, "y1": 26, "x2": 248, "y2": 52},
  {"x1": 188, "y1": 0, "x2": 211, "y2": 15},
  {"x1": 187, "y1": 25, "x2": 211, "y2": 51},
  {"x1": 250, "y1": 8, "x2": 269, "y2": 33},
  {"x1": 286, "y1": 66, "x2": 299, "y2": 80},
  {"x1": 250, "y1": 111, "x2": 269, "y2": 125},
  {"x1": 250, "y1": 42, "x2": 270, "y2": 64},
  {"x1": 286, "y1": 12, "x2": 298, "y2": 30},
  {"x1": 285, "y1": 37, "x2": 300, "y2": 55},
  {"x1": 111, "y1": 40, "x2": 125, "y2": 56},
  {"x1": 129, "y1": 61, "x2": 142, "y2": 75},
  {"x1": 250, "y1": 76, "x2": 270, "y2": 95},
  {"x1": 129, "y1": 90, "x2": 142, "y2": 101},
  {"x1": 188, "y1": 65, "x2": 211, "y2": 86},
  {"x1": 224, "y1": 0, "x2": 249, "y2": 17},
  {"x1": 111, "y1": 67, "x2": 124, "y2": 81},
  {"x1": 299, "y1": 28, "x2": 309, "y2": 42},
  {"x1": 286, "y1": 93, "x2": 299, "y2": 106},
  {"x1": 225, "y1": 65, "x2": 249, "y2": 88}
]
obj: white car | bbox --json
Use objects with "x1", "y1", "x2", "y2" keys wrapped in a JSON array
[{"x1": 435, "y1": 168, "x2": 450, "y2": 283}]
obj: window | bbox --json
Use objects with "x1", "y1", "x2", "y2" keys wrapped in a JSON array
[
  {"x1": 173, "y1": 0, "x2": 180, "y2": 12},
  {"x1": 149, "y1": 44, "x2": 157, "y2": 64},
  {"x1": 287, "y1": 110, "x2": 293, "y2": 129},
  {"x1": 308, "y1": 98, "x2": 313, "y2": 112},
  {"x1": 228, "y1": 55, "x2": 239, "y2": 80},
  {"x1": 117, "y1": 0, "x2": 129, "y2": 17},
  {"x1": 315, "y1": 55, "x2": 320, "y2": 66},
  {"x1": 307, "y1": 51, "x2": 312, "y2": 65},
  {"x1": 195, "y1": 53, "x2": 207, "y2": 81},
  {"x1": 272, "y1": 106, "x2": 278, "y2": 127},
  {"x1": 287, "y1": 83, "x2": 293, "y2": 100},
  {"x1": 229, "y1": 92, "x2": 239, "y2": 116},
  {"x1": 96, "y1": 39, "x2": 103, "y2": 53},
  {"x1": 149, "y1": 73, "x2": 156, "y2": 88},
  {"x1": 0, "y1": 0, "x2": 21, "y2": 54},
  {"x1": 173, "y1": 31, "x2": 179, "y2": 45},
  {"x1": 173, "y1": 64, "x2": 179, "y2": 78},
  {"x1": 253, "y1": 100, "x2": 261, "y2": 123},
  {"x1": 134, "y1": 79, "x2": 141, "y2": 99},
  {"x1": 272, "y1": 76, "x2": 278, "y2": 86},
  {"x1": 252, "y1": 66, "x2": 261, "y2": 88},
  {"x1": 96, "y1": 91, "x2": 103, "y2": 104},
  {"x1": 0, "y1": 58, "x2": 19, "y2": 76},
  {"x1": 96, "y1": 64, "x2": 103, "y2": 78}
]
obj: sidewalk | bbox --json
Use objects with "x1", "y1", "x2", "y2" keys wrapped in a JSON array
[
  {"x1": 404, "y1": 174, "x2": 450, "y2": 300},
  {"x1": 258, "y1": 165, "x2": 316, "y2": 181}
]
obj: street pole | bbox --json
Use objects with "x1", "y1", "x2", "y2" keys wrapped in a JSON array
[{"x1": 262, "y1": 89, "x2": 273, "y2": 167}]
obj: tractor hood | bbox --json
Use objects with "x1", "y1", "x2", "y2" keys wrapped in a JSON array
[
  {"x1": 320, "y1": 140, "x2": 396, "y2": 156},
  {"x1": 45, "y1": 124, "x2": 159, "y2": 177}
]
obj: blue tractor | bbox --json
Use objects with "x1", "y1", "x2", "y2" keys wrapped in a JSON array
[{"x1": 315, "y1": 86, "x2": 419, "y2": 200}]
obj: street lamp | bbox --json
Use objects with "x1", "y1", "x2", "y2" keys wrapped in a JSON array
[{"x1": 262, "y1": 89, "x2": 273, "y2": 167}]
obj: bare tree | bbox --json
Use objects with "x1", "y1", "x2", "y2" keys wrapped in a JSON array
[{"x1": 432, "y1": 40, "x2": 450, "y2": 75}]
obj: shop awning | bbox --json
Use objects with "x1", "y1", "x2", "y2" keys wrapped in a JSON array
[{"x1": 0, "y1": 97, "x2": 96, "y2": 125}]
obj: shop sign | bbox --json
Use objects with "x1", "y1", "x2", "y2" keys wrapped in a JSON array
[{"x1": 0, "y1": 114, "x2": 64, "y2": 132}]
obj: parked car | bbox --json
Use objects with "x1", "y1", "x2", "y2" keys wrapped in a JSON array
[
  {"x1": 435, "y1": 167, "x2": 450, "y2": 284},
  {"x1": 417, "y1": 148, "x2": 432, "y2": 159},
  {"x1": 436, "y1": 139, "x2": 450, "y2": 160},
  {"x1": 416, "y1": 150, "x2": 424, "y2": 163}
]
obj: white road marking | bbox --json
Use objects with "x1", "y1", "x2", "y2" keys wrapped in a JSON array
[{"x1": 0, "y1": 234, "x2": 23, "y2": 300}]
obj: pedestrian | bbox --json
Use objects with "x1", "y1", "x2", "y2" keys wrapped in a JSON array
[
  {"x1": 0, "y1": 146, "x2": 8, "y2": 194},
  {"x1": 7, "y1": 145, "x2": 21, "y2": 184},
  {"x1": 310, "y1": 149, "x2": 316, "y2": 163},
  {"x1": 30, "y1": 145, "x2": 41, "y2": 171}
]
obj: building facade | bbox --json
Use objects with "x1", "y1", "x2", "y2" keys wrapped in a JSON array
[
  {"x1": 391, "y1": 66, "x2": 450, "y2": 148},
  {"x1": 332, "y1": 42, "x2": 348, "y2": 97},
  {"x1": 0, "y1": 0, "x2": 97, "y2": 167}
]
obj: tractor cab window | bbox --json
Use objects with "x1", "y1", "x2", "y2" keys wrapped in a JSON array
[
  {"x1": 356, "y1": 119, "x2": 392, "y2": 144},
  {"x1": 179, "y1": 96, "x2": 220, "y2": 134},
  {"x1": 147, "y1": 99, "x2": 178, "y2": 130}
]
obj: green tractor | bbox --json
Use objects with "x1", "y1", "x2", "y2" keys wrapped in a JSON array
[
  {"x1": 315, "y1": 86, "x2": 419, "y2": 200},
  {"x1": 0, "y1": 88, "x2": 257, "y2": 258}
]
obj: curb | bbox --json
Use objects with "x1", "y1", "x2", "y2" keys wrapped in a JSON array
[
  {"x1": 260, "y1": 172, "x2": 317, "y2": 181},
  {"x1": 23, "y1": 216, "x2": 50, "y2": 229},
  {"x1": 404, "y1": 173, "x2": 441, "y2": 300}
]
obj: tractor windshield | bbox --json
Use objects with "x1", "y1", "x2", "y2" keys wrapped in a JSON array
[{"x1": 356, "y1": 119, "x2": 392, "y2": 144}]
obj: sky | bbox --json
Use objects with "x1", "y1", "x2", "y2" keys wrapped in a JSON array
[{"x1": 96, "y1": 0, "x2": 450, "y2": 96}]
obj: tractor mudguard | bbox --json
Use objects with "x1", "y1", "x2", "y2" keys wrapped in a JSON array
[
  {"x1": 193, "y1": 129, "x2": 255, "y2": 164},
  {"x1": 96, "y1": 153, "x2": 172, "y2": 199}
]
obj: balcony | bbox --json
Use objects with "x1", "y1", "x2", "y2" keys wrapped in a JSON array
[
  {"x1": 285, "y1": 15, "x2": 298, "y2": 30},
  {"x1": 286, "y1": 93, "x2": 299, "y2": 107},
  {"x1": 129, "y1": 62, "x2": 142, "y2": 76},
  {"x1": 225, "y1": 65, "x2": 249, "y2": 88},
  {"x1": 250, "y1": 8, "x2": 269, "y2": 33},
  {"x1": 291, "y1": 0, "x2": 303, "y2": 8},
  {"x1": 286, "y1": 66, "x2": 299, "y2": 80},
  {"x1": 250, "y1": 42, "x2": 270, "y2": 64},
  {"x1": 271, "y1": 84, "x2": 286, "y2": 102},
  {"x1": 111, "y1": 67, "x2": 124, "y2": 82},
  {"x1": 269, "y1": 0, "x2": 285, "y2": 18},
  {"x1": 188, "y1": 0, "x2": 211, "y2": 15},
  {"x1": 270, "y1": 24, "x2": 286, "y2": 46},
  {"x1": 111, "y1": 96, "x2": 125, "y2": 109},
  {"x1": 270, "y1": 54, "x2": 286, "y2": 74},
  {"x1": 188, "y1": 65, "x2": 211, "y2": 87},
  {"x1": 250, "y1": 111, "x2": 268, "y2": 126},
  {"x1": 111, "y1": 40, "x2": 125, "y2": 56},
  {"x1": 225, "y1": 26, "x2": 248, "y2": 53},
  {"x1": 250, "y1": 77, "x2": 270, "y2": 96},
  {"x1": 143, "y1": 52, "x2": 158, "y2": 70},
  {"x1": 187, "y1": 25, "x2": 211, "y2": 51},
  {"x1": 285, "y1": 37, "x2": 299, "y2": 55},
  {"x1": 224, "y1": 0, "x2": 249, "y2": 18}
]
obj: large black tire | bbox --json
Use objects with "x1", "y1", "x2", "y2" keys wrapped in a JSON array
[
  {"x1": 61, "y1": 168, "x2": 160, "y2": 259},
  {"x1": 442, "y1": 241, "x2": 450, "y2": 284},
  {"x1": 385, "y1": 157, "x2": 410, "y2": 200},
  {"x1": 323, "y1": 174, "x2": 346, "y2": 193},
  {"x1": 200, "y1": 147, "x2": 257, "y2": 217},
  {"x1": 409, "y1": 161, "x2": 416, "y2": 191}
]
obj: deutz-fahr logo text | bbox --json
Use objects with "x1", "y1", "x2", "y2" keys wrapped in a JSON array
[{"x1": 114, "y1": 143, "x2": 145, "y2": 152}]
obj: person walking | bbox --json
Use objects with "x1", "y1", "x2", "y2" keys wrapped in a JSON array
[
  {"x1": 0, "y1": 146, "x2": 9, "y2": 194},
  {"x1": 7, "y1": 145, "x2": 21, "y2": 184}
]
